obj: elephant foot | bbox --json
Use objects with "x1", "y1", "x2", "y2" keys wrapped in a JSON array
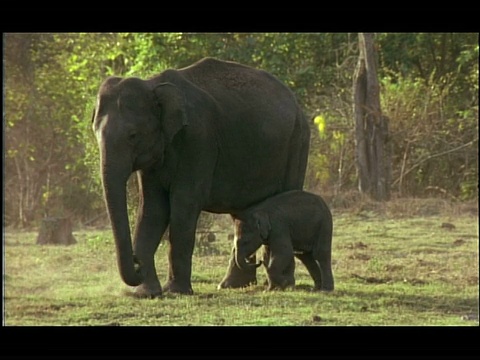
[
  {"x1": 320, "y1": 287, "x2": 334, "y2": 292},
  {"x1": 265, "y1": 283, "x2": 295, "y2": 291},
  {"x1": 133, "y1": 282, "x2": 163, "y2": 298},
  {"x1": 218, "y1": 275, "x2": 257, "y2": 289},
  {"x1": 265, "y1": 275, "x2": 295, "y2": 291},
  {"x1": 163, "y1": 280, "x2": 194, "y2": 295},
  {"x1": 265, "y1": 285, "x2": 290, "y2": 291},
  {"x1": 313, "y1": 285, "x2": 334, "y2": 292}
]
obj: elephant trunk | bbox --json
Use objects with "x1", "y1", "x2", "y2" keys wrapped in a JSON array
[
  {"x1": 102, "y1": 165, "x2": 143, "y2": 287},
  {"x1": 234, "y1": 247, "x2": 262, "y2": 270}
]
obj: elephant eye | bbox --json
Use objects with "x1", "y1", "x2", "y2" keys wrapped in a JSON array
[{"x1": 128, "y1": 130, "x2": 138, "y2": 144}]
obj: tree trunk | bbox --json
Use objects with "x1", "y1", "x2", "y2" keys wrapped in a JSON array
[
  {"x1": 36, "y1": 217, "x2": 76, "y2": 245},
  {"x1": 353, "y1": 33, "x2": 391, "y2": 201}
]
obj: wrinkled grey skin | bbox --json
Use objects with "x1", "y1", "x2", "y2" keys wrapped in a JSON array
[
  {"x1": 91, "y1": 58, "x2": 310, "y2": 297},
  {"x1": 233, "y1": 190, "x2": 334, "y2": 291}
]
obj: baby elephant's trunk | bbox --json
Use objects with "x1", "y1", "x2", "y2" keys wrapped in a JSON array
[{"x1": 235, "y1": 250, "x2": 263, "y2": 270}]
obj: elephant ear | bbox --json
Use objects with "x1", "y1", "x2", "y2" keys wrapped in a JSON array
[
  {"x1": 101, "y1": 76, "x2": 123, "y2": 91},
  {"x1": 153, "y1": 82, "x2": 188, "y2": 144},
  {"x1": 92, "y1": 76, "x2": 123, "y2": 123},
  {"x1": 254, "y1": 211, "x2": 271, "y2": 241}
]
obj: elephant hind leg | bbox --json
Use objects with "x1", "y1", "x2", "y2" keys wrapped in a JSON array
[
  {"x1": 218, "y1": 248, "x2": 257, "y2": 289},
  {"x1": 315, "y1": 249, "x2": 334, "y2": 291},
  {"x1": 218, "y1": 216, "x2": 258, "y2": 290},
  {"x1": 295, "y1": 252, "x2": 323, "y2": 290}
]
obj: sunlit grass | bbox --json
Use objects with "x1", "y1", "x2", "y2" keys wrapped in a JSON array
[{"x1": 4, "y1": 201, "x2": 479, "y2": 326}]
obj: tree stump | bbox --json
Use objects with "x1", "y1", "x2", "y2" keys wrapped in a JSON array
[
  {"x1": 353, "y1": 33, "x2": 391, "y2": 201},
  {"x1": 36, "y1": 217, "x2": 76, "y2": 245}
]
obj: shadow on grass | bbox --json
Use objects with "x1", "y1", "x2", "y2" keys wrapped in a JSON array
[
  {"x1": 4, "y1": 240, "x2": 37, "y2": 247},
  {"x1": 332, "y1": 287, "x2": 478, "y2": 318}
]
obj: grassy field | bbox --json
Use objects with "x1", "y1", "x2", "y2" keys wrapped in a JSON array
[{"x1": 3, "y1": 198, "x2": 478, "y2": 326}]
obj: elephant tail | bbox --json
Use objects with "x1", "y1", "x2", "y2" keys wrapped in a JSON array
[{"x1": 283, "y1": 107, "x2": 310, "y2": 191}]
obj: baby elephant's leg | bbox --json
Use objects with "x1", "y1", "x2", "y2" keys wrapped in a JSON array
[
  {"x1": 295, "y1": 252, "x2": 323, "y2": 290},
  {"x1": 315, "y1": 248, "x2": 334, "y2": 291},
  {"x1": 261, "y1": 246, "x2": 270, "y2": 286},
  {"x1": 282, "y1": 256, "x2": 295, "y2": 288},
  {"x1": 265, "y1": 254, "x2": 295, "y2": 290}
]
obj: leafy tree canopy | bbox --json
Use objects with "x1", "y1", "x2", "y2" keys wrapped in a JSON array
[{"x1": 4, "y1": 32, "x2": 478, "y2": 227}]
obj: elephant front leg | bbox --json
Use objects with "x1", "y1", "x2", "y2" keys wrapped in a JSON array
[
  {"x1": 264, "y1": 240, "x2": 295, "y2": 290},
  {"x1": 132, "y1": 185, "x2": 170, "y2": 298},
  {"x1": 162, "y1": 199, "x2": 199, "y2": 295},
  {"x1": 265, "y1": 256, "x2": 295, "y2": 291}
]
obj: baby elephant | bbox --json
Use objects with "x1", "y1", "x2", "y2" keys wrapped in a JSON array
[{"x1": 233, "y1": 190, "x2": 334, "y2": 291}]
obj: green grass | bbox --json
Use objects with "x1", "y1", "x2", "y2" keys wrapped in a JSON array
[{"x1": 4, "y1": 201, "x2": 479, "y2": 326}]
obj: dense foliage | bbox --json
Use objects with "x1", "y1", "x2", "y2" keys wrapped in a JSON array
[{"x1": 4, "y1": 33, "x2": 478, "y2": 227}]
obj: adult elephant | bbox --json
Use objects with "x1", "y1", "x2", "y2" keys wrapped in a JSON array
[{"x1": 91, "y1": 57, "x2": 310, "y2": 297}]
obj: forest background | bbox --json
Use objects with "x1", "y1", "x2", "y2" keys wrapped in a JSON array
[{"x1": 4, "y1": 33, "x2": 478, "y2": 228}]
